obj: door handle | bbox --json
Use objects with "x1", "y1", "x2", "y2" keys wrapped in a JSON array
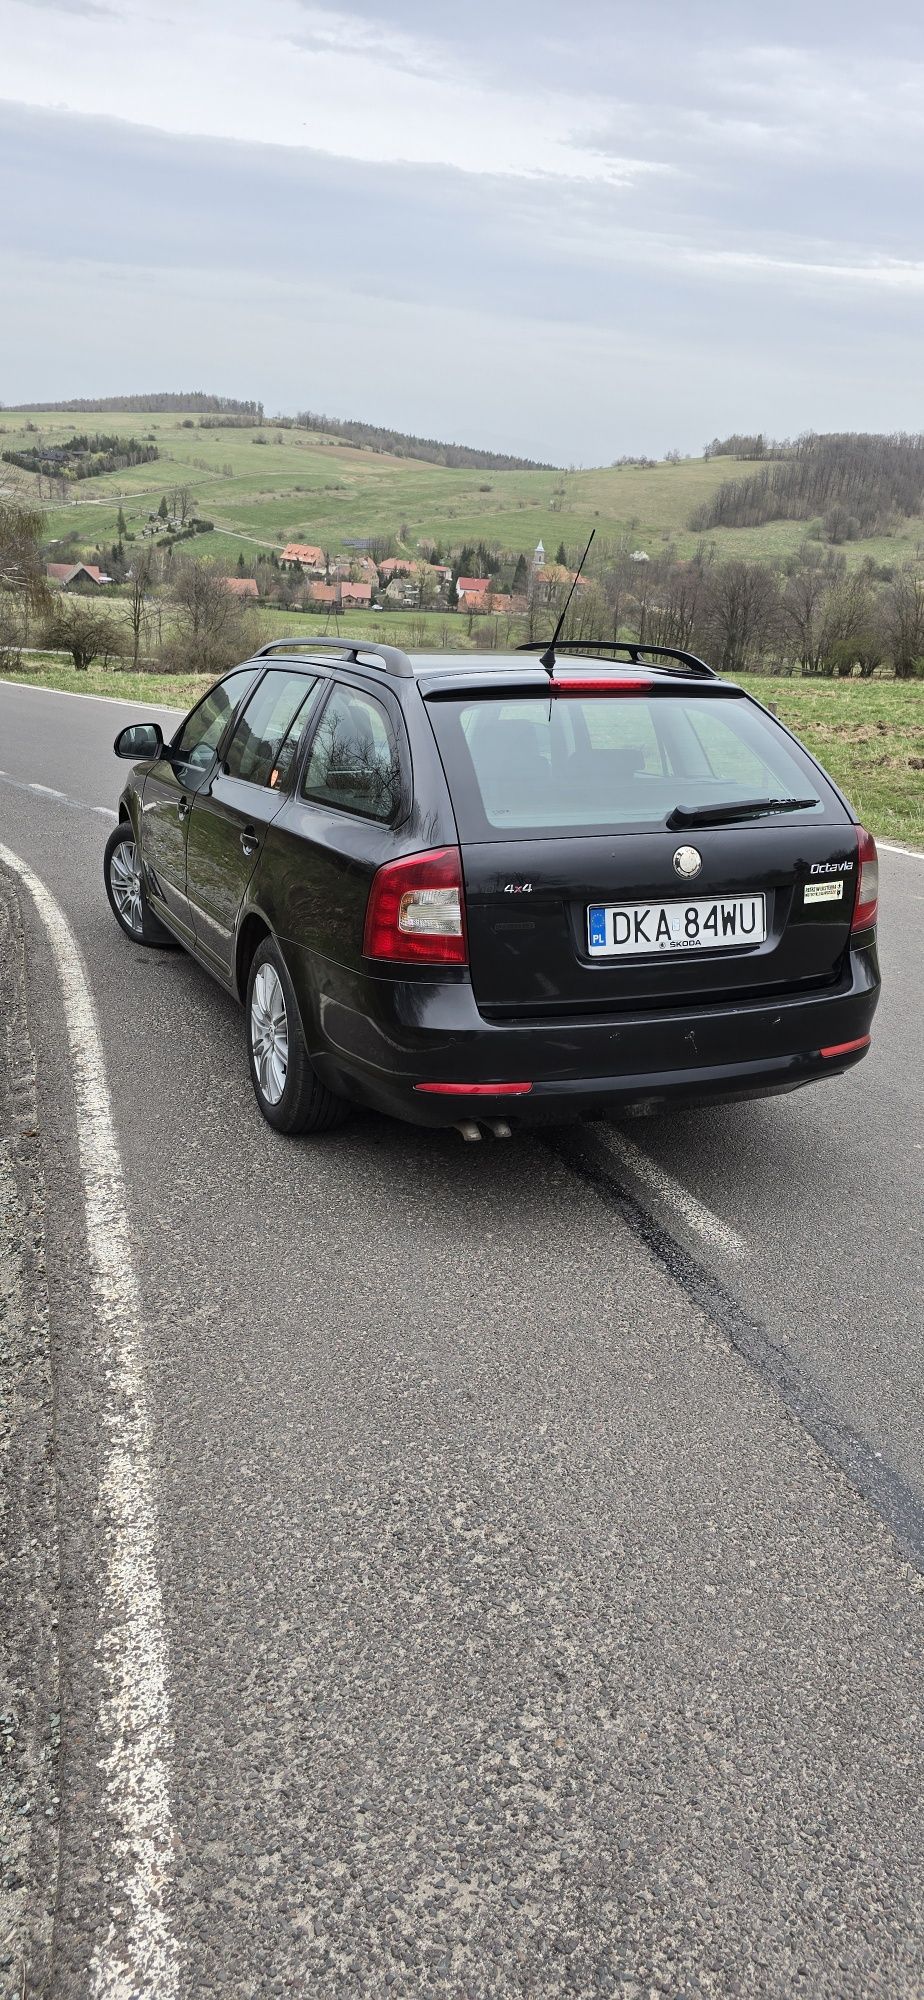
[
  {"x1": 240, "y1": 825, "x2": 258, "y2": 856},
  {"x1": 177, "y1": 794, "x2": 189, "y2": 822}
]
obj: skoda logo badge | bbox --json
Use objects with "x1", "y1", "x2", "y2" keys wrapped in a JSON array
[{"x1": 673, "y1": 845, "x2": 703, "y2": 880}]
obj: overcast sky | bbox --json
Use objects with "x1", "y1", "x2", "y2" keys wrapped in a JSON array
[{"x1": 2, "y1": 0, "x2": 923, "y2": 461}]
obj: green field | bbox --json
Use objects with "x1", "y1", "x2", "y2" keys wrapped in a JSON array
[
  {"x1": 4, "y1": 658, "x2": 921, "y2": 844},
  {"x1": 6, "y1": 407, "x2": 924, "y2": 574},
  {"x1": 743, "y1": 676, "x2": 924, "y2": 843}
]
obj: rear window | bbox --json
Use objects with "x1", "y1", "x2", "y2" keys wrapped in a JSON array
[{"x1": 427, "y1": 691, "x2": 831, "y2": 839}]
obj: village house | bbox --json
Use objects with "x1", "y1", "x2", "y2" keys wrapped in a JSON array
[
  {"x1": 339, "y1": 581, "x2": 373, "y2": 609},
  {"x1": 280, "y1": 542, "x2": 326, "y2": 574},
  {"x1": 530, "y1": 562, "x2": 591, "y2": 607},
  {"x1": 383, "y1": 576, "x2": 427, "y2": 607},
  {"x1": 46, "y1": 561, "x2": 111, "y2": 589},
  {"x1": 455, "y1": 576, "x2": 491, "y2": 605},
  {"x1": 461, "y1": 590, "x2": 516, "y2": 617},
  {"x1": 330, "y1": 555, "x2": 379, "y2": 585},
  {"x1": 306, "y1": 583, "x2": 338, "y2": 608},
  {"x1": 222, "y1": 577, "x2": 259, "y2": 598}
]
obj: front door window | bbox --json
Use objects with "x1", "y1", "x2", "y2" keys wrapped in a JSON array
[{"x1": 171, "y1": 666, "x2": 259, "y2": 781}]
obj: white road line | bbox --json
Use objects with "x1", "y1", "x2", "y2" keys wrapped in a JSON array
[
  {"x1": 595, "y1": 1125, "x2": 747, "y2": 1261},
  {"x1": 0, "y1": 675, "x2": 182, "y2": 714},
  {"x1": 0, "y1": 842, "x2": 180, "y2": 2000},
  {"x1": 879, "y1": 842, "x2": 924, "y2": 859},
  {"x1": 0, "y1": 770, "x2": 118, "y2": 820}
]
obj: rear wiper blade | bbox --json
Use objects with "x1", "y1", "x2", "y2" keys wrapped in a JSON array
[{"x1": 666, "y1": 796, "x2": 817, "y2": 829}]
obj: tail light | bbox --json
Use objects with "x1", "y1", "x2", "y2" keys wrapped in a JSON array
[
  {"x1": 851, "y1": 828, "x2": 879, "y2": 932},
  {"x1": 363, "y1": 846, "x2": 468, "y2": 965}
]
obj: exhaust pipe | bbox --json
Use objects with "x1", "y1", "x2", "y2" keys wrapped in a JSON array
[
  {"x1": 455, "y1": 1119, "x2": 482, "y2": 1142},
  {"x1": 484, "y1": 1119, "x2": 512, "y2": 1139}
]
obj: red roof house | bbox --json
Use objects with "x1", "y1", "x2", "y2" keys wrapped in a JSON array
[
  {"x1": 46, "y1": 562, "x2": 110, "y2": 588},
  {"x1": 280, "y1": 542, "x2": 326, "y2": 571},
  {"x1": 339, "y1": 581, "x2": 373, "y2": 608},
  {"x1": 222, "y1": 577, "x2": 259, "y2": 598}
]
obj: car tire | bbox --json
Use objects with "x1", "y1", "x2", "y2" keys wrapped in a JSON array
[
  {"x1": 104, "y1": 821, "x2": 176, "y2": 946},
  {"x1": 246, "y1": 936, "x2": 348, "y2": 1136}
]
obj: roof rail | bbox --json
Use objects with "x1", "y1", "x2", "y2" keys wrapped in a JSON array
[
  {"x1": 253, "y1": 635, "x2": 414, "y2": 678},
  {"x1": 516, "y1": 639, "x2": 718, "y2": 680}
]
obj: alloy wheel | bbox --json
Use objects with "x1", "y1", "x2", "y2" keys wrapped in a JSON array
[
  {"x1": 250, "y1": 963, "x2": 289, "y2": 1106},
  {"x1": 110, "y1": 836, "x2": 144, "y2": 934}
]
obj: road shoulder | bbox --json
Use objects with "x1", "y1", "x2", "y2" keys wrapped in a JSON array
[{"x1": 0, "y1": 870, "x2": 59, "y2": 1998}]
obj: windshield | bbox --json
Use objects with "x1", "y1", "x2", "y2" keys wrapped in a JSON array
[{"x1": 427, "y1": 691, "x2": 831, "y2": 839}]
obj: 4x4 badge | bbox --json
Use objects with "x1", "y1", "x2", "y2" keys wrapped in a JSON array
[{"x1": 672, "y1": 846, "x2": 703, "y2": 879}]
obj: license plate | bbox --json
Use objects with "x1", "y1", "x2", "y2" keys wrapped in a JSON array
[{"x1": 587, "y1": 894, "x2": 767, "y2": 957}]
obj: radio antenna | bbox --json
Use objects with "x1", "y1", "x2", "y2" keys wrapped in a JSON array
[{"x1": 539, "y1": 528, "x2": 596, "y2": 677}]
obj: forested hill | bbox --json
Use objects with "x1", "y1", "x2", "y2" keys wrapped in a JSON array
[
  {"x1": 6, "y1": 393, "x2": 557, "y2": 470},
  {"x1": 296, "y1": 410, "x2": 557, "y2": 472},
  {"x1": 6, "y1": 394, "x2": 264, "y2": 416},
  {"x1": 692, "y1": 432, "x2": 924, "y2": 540}
]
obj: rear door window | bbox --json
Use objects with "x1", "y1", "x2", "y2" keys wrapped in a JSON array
[
  {"x1": 428, "y1": 690, "x2": 831, "y2": 838},
  {"x1": 301, "y1": 684, "x2": 402, "y2": 821}
]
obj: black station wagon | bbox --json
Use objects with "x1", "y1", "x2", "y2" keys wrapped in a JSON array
[{"x1": 104, "y1": 637, "x2": 880, "y2": 1136}]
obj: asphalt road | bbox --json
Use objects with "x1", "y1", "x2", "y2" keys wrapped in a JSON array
[{"x1": 1, "y1": 676, "x2": 923, "y2": 2000}]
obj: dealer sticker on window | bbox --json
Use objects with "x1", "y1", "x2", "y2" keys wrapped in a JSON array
[{"x1": 803, "y1": 881, "x2": 844, "y2": 904}]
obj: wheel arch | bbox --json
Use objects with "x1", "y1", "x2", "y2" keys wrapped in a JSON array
[
  {"x1": 235, "y1": 908, "x2": 272, "y2": 1001},
  {"x1": 118, "y1": 786, "x2": 141, "y2": 835}
]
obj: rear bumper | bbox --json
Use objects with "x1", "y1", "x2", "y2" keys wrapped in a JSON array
[{"x1": 290, "y1": 938, "x2": 880, "y2": 1128}]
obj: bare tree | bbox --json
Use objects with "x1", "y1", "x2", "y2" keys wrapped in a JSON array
[
  {"x1": 0, "y1": 502, "x2": 48, "y2": 607},
  {"x1": 703, "y1": 560, "x2": 779, "y2": 674},
  {"x1": 781, "y1": 560, "x2": 830, "y2": 674},
  {"x1": 645, "y1": 559, "x2": 707, "y2": 652},
  {"x1": 43, "y1": 599, "x2": 125, "y2": 672},
  {"x1": 883, "y1": 566, "x2": 924, "y2": 679},
  {"x1": 0, "y1": 593, "x2": 27, "y2": 673},
  {"x1": 128, "y1": 545, "x2": 157, "y2": 668},
  {"x1": 168, "y1": 484, "x2": 193, "y2": 527},
  {"x1": 165, "y1": 558, "x2": 262, "y2": 675},
  {"x1": 818, "y1": 568, "x2": 881, "y2": 676}
]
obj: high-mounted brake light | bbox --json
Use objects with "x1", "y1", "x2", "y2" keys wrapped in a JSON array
[
  {"x1": 851, "y1": 827, "x2": 879, "y2": 931},
  {"x1": 363, "y1": 847, "x2": 468, "y2": 965},
  {"x1": 549, "y1": 677, "x2": 652, "y2": 694}
]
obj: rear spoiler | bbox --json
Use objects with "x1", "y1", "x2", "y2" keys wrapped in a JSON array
[{"x1": 420, "y1": 672, "x2": 743, "y2": 701}]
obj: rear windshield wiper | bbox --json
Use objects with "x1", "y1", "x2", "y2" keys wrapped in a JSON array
[{"x1": 666, "y1": 796, "x2": 817, "y2": 829}]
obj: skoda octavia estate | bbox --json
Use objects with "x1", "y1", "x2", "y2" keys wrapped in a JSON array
[{"x1": 104, "y1": 637, "x2": 880, "y2": 1136}]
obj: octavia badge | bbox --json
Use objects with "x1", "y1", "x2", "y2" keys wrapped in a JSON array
[{"x1": 673, "y1": 845, "x2": 703, "y2": 880}]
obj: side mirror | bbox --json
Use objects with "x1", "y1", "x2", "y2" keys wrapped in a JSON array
[{"x1": 114, "y1": 721, "x2": 164, "y2": 760}]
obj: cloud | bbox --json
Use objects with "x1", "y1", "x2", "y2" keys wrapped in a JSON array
[
  {"x1": 13, "y1": 0, "x2": 114, "y2": 14},
  {"x1": 3, "y1": 1, "x2": 924, "y2": 453},
  {"x1": 1, "y1": 0, "x2": 657, "y2": 183}
]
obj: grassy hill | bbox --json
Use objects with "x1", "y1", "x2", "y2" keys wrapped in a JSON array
[{"x1": 6, "y1": 407, "x2": 924, "y2": 576}]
